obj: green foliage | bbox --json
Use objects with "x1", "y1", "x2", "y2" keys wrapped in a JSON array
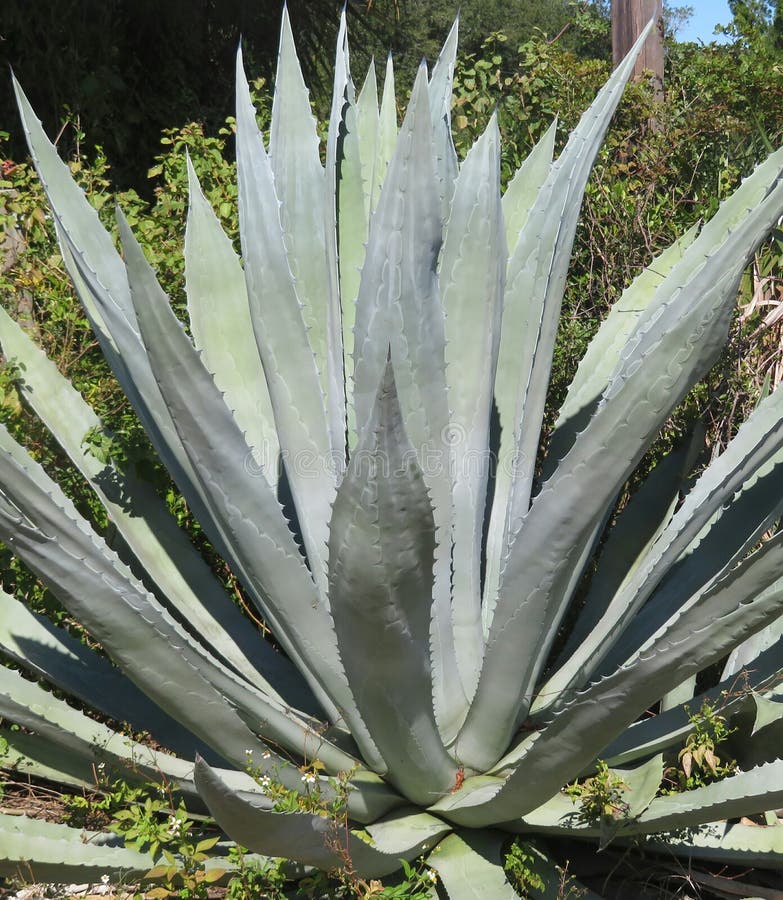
[
  {"x1": 504, "y1": 840, "x2": 589, "y2": 899},
  {"x1": 668, "y1": 700, "x2": 738, "y2": 792},
  {"x1": 110, "y1": 795, "x2": 186, "y2": 860},
  {"x1": 245, "y1": 752, "x2": 354, "y2": 819},
  {"x1": 0, "y1": 0, "x2": 609, "y2": 195},
  {"x1": 504, "y1": 840, "x2": 547, "y2": 896},
  {"x1": 366, "y1": 860, "x2": 439, "y2": 900},
  {"x1": 143, "y1": 834, "x2": 225, "y2": 900},
  {"x1": 0, "y1": 1, "x2": 354, "y2": 191},
  {"x1": 719, "y1": 0, "x2": 783, "y2": 51},
  {"x1": 66, "y1": 776, "x2": 228, "y2": 898},
  {"x1": 295, "y1": 860, "x2": 439, "y2": 900},
  {"x1": 64, "y1": 771, "x2": 154, "y2": 829},
  {"x1": 348, "y1": 0, "x2": 611, "y2": 94},
  {"x1": 225, "y1": 849, "x2": 288, "y2": 900},
  {"x1": 564, "y1": 761, "x2": 631, "y2": 828}
]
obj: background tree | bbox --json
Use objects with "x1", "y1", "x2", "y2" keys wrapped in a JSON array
[
  {"x1": 721, "y1": 0, "x2": 783, "y2": 48},
  {"x1": 0, "y1": 0, "x2": 609, "y2": 191},
  {"x1": 662, "y1": 0, "x2": 694, "y2": 38},
  {"x1": 347, "y1": 0, "x2": 611, "y2": 85},
  {"x1": 611, "y1": 0, "x2": 664, "y2": 98},
  {"x1": 0, "y1": 0, "x2": 394, "y2": 190}
]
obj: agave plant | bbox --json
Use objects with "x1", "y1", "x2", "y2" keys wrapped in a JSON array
[{"x1": 4, "y1": 10, "x2": 783, "y2": 896}]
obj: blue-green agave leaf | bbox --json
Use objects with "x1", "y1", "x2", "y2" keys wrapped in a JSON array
[
  {"x1": 644, "y1": 819, "x2": 783, "y2": 868},
  {"x1": 185, "y1": 155, "x2": 280, "y2": 490},
  {"x1": 595, "y1": 453, "x2": 783, "y2": 685},
  {"x1": 463, "y1": 145, "x2": 783, "y2": 771},
  {"x1": 536, "y1": 430, "x2": 703, "y2": 711},
  {"x1": 428, "y1": 832, "x2": 527, "y2": 900},
  {"x1": 555, "y1": 371, "x2": 783, "y2": 699},
  {"x1": 2, "y1": 656, "x2": 400, "y2": 825},
  {"x1": 484, "y1": 23, "x2": 655, "y2": 623},
  {"x1": 0, "y1": 666, "x2": 211, "y2": 788},
  {"x1": 0, "y1": 666, "x2": 279, "y2": 810},
  {"x1": 601, "y1": 638, "x2": 783, "y2": 767},
  {"x1": 356, "y1": 54, "x2": 396, "y2": 217},
  {"x1": 659, "y1": 441, "x2": 783, "y2": 686},
  {"x1": 724, "y1": 604, "x2": 783, "y2": 680},
  {"x1": 0, "y1": 813, "x2": 157, "y2": 882},
  {"x1": 12, "y1": 79, "x2": 130, "y2": 319},
  {"x1": 750, "y1": 693, "x2": 783, "y2": 735},
  {"x1": 269, "y1": 7, "x2": 330, "y2": 408},
  {"x1": 235, "y1": 47, "x2": 336, "y2": 585},
  {"x1": 428, "y1": 17, "x2": 459, "y2": 220},
  {"x1": 446, "y1": 529, "x2": 783, "y2": 825},
  {"x1": 116, "y1": 209, "x2": 370, "y2": 759},
  {"x1": 1, "y1": 728, "x2": 105, "y2": 793},
  {"x1": 376, "y1": 54, "x2": 397, "y2": 209},
  {"x1": 56, "y1": 235, "x2": 237, "y2": 563},
  {"x1": 660, "y1": 676, "x2": 699, "y2": 713},
  {"x1": 503, "y1": 19, "x2": 655, "y2": 515},
  {"x1": 0, "y1": 590, "x2": 212, "y2": 760},
  {"x1": 352, "y1": 64, "x2": 465, "y2": 740},
  {"x1": 440, "y1": 114, "x2": 505, "y2": 695},
  {"x1": 501, "y1": 118, "x2": 557, "y2": 257},
  {"x1": 341, "y1": 60, "x2": 377, "y2": 392},
  {"x1": 635, "y1": 760, "x2": 783, "y2": 833},
  {"x1": 356, "y1": 59, "x2": 380, "y2": 221},
  {"x1": 549, "y1": 222, "x2": 700, "y2": 464},
  {"x1": 0, "y1": 301, "x2": 306, "y2": 706},
  {"x1": 329, "y1": 360, "x2": 459, "y2": 803},
  {"x1": 13, "y1": 79, "x2": 225, "y2": 548},
  {"x1": 0, "y1": 424, "x2": 346, "y2": 771},
  {"x1": 324, "y1": 9, "x2": 352, "y2": 459}
]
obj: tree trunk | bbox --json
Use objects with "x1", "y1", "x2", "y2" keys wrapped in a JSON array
[
  {"x1": 612, "y1": 0, "x2": 664, "y2": 101},
  {"x1": 1, "y1": 189, "x2": 39, "y2": 339}
]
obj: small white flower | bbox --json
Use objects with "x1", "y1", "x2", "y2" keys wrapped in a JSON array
[
  {"x1": 167, "y1": 815, "x2": 182, "y2": 836},
  {"x1": 100, "y1": 875, "x2": 110, "y2": 885},
  {"x1": 428, "y1": 870, "x2": 438, "y2": 883},
  {"x1": 259, "y1": 775, "x2": 272, "y2": 792},
  {"x1": 97, "y1": 762, "x2": 105, "y2": 772},
  {"x1": 262, "y1": 751, "x2": 272, "y2": 759},
  {"x1": 245, "y1": 748, "x2": 253, "y2": 757},
  {"x1": 301, "y1": 772, "x2": 317, "y2": 786}
]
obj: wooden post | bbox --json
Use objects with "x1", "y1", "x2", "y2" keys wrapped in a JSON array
[{"x1": 612, "y1": 0, "x2": 664, "y2": 101}]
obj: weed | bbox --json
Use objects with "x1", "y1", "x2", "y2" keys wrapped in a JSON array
[
  {"x1": 665, "y1": 699, "x2": 738, "y2": 792},
  {"x1": 144, "y1": 833, "x2": 225, "y2": 899},
  {"x1": 505, "y1": 840, "x2": 588, "y2": 899},
  {"x1": 225, "y1": 848, "x2": 287, "y2": 900},
  {"x1": 505, "y1": 840, "x2": 547, "y2": 895},
  {"x1": 564, "y1": 760, "x2": 630, "y2": 828},
  {"x1": 64, "y1": 770, "x2": 152, "y2": 830}
]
